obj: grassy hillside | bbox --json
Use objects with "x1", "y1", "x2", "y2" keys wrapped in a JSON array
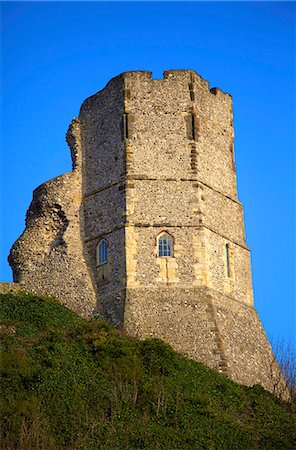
[{"x1": 1, "y1": 292, "x2": 295, "y2": 450}]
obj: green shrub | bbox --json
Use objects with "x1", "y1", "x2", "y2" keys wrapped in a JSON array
[{"x1": 1, "y1": 292, "x2": 295, "y2": 449}]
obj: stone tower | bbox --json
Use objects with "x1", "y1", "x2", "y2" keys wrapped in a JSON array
[{"x1": 9, "y1": 70, "x2": 284, "y2": 394}]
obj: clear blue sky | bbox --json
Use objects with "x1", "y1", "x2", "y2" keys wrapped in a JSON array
[{"x1": 1, "y1": 2, "x2": 295, "y2": 344}]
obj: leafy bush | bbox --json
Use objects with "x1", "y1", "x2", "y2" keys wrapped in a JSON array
[{"x1": 1, "y1": 292, "x2": 295, "y2": 449}]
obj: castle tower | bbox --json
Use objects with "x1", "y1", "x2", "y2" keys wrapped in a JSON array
[{"x1": 9, "y1": 70, "x2": 285, "y2": 394}]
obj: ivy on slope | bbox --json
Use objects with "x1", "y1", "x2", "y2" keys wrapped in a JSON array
[{"x1": 1, "y1": 292, "x2": 295, "y2": 450}]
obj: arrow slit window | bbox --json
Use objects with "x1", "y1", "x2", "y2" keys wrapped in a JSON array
[{"x1": 226, "y1": 243, "x2": 231, "y2": 277}]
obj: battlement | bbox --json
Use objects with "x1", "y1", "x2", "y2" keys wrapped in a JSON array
[
  {"x1": 106, "y1": 69, "x2": 231, "y2": 95},
  {"x1": 81, "y1": 70, "x2": 232, "y2": 116}
]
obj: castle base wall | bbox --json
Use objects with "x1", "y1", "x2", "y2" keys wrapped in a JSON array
[{"x1": 124, "y1": 287, "x2": 286, "y2": 396}]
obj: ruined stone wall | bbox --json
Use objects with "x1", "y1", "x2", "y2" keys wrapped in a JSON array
[{"x1": 8, "y1": 120, "x2": 97, "y2": 317}]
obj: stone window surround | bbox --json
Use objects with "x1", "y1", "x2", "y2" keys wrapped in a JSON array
[{"x1": 156, "y1": 231, "x2": 174, "y2": 258}]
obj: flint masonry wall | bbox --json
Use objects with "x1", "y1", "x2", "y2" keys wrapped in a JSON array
[
  {"x1": 8, "y1": 70, "x2": 286, "y2": 396},
  {"x1": 122, "y1": 70, "x2": 252, "y2": 304},
  {"x1": 8, "y1": 120, "x2": 97, "y2": 317},
  {"x1": 120, "y1": 70, "x2": 278, "y2": 393},
  {"x1": 79, "y1": 75, "x2": 126, "y2": 324}
]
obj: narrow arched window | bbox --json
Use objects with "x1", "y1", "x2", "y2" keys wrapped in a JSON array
[
  {"x1": 97, "y1": 239, "x2": 108, "y2": 266},
  {"x1": 157, "y1": 232, "x2": 173, "y2": 257},
  {"x1": 226, "y1": 243, "x2": 231, "y2": 277}
]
